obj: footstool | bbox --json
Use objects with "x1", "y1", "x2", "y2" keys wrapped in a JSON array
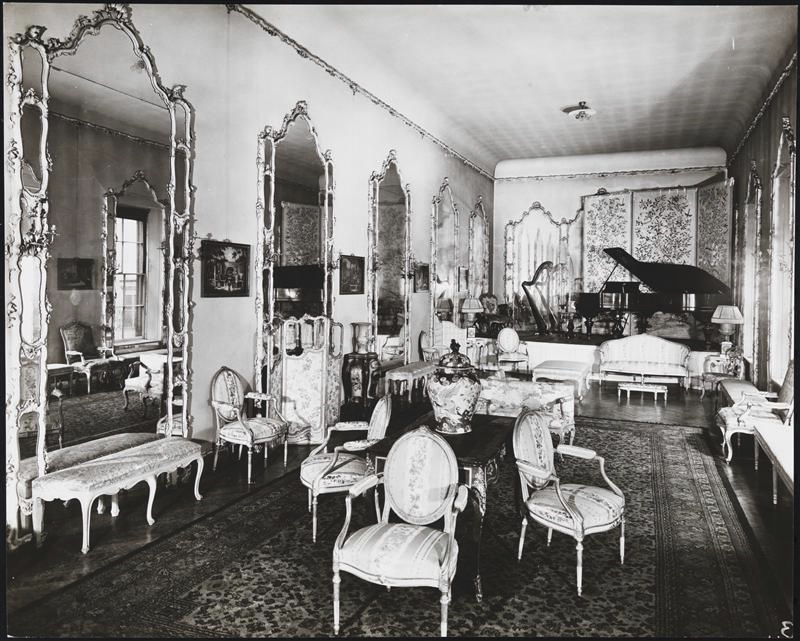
[
  {"x1": 617, "y1": 381, "x2": 668, "y2": 403},
  {"x1": 531, "y1": 360, "x2": 592, "y2": 400}
]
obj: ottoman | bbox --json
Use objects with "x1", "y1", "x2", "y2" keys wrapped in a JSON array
[{"x1": 532, "y1": 359, "x2": 592, "y2": 400}]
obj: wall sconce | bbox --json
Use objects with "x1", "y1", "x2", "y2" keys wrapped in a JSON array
[{"x1": 711, "y1": 305, "x2": 744, "y2": 353}]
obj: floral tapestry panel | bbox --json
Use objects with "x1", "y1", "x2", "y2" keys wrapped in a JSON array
[
  {"x1": 581, "y1": 193, "x2": 632, "y2": 291},
  {"x1": 696, "y1": 180, "x2": 732, "y2": 286},
  {"x1": 632, "y1": 189, "x2": 697, "y2": 267},
  {"x1": 281, "y1": 202, "x2": 321, "y2": 266}
]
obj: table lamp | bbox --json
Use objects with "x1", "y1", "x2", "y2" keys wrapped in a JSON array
[
  {"x1": 435, "y1": 297, "x2": 453, "y2": 321},
  {"x1": 461, "y1": 296, "x2": 483, "y2": 327},
  {"x1": 711, "y1": 305, "x2": 744, "y2": 354}
]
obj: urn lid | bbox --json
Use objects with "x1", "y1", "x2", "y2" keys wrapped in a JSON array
[{"x1": 436, "y1": 339, "x2": 474, "y2": 372}]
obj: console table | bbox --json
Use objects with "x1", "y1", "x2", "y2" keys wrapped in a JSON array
[{"x1": 366, "y1": 412, "x2": 514, "y2": 603}]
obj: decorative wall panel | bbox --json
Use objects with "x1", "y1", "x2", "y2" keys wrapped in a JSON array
[
  {"x1": 696, "y1": 179, "x2": 733, "y2": 285},
  {"x1": 632, "y1": 189, "x2": 697, "y2": 265},
  {"x1": 581, "y1": 192, "x2": 632, "y2": 291},
  {"x1": 281, "y1": 202, "x2": 321, "y2": 266}
]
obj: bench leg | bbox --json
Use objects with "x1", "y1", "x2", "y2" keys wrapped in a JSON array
[
  {"x1": 284, "y1": 438, "x2": 288, "y2": 468},
  {"x1": 753, "y1": 438, "x2": 759, "y2": 471},
  {"x1": 111, "y1": 493, "x2": 120, "y2": 517},
  {"x1": 33, "y1": 498, "x2": 45, "y2": 548},
  {"x1": 772, "y1": 467, "x2": 778, "y2": 505},
  {"x1": 247, "y1": 447, "x2": 254, "y2": 484},
  {"x1": 145, "y1": 475, "x2": 157, "y2": 525},
  {"x1": 96, "y1": 497, "x2": 106, "y2": 514},
  {"x1": 194, "y1": 457, "x2": 204, "y2": 501},
  {"x1": 80, "y1": 497, "x2": 93, "y2": 554}
]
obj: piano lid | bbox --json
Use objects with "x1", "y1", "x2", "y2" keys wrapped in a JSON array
[{"x1": 603, "y1": 247, "x2": 730, "y2": 295}]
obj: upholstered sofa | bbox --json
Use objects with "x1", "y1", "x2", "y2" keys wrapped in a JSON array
[{"x1": 598, "y1": 334, "x2": 690, "y2": 388}]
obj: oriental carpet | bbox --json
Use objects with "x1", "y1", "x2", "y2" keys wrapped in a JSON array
[{"x1": 8, "y1": 418, "x2": 787, "y2": 637}]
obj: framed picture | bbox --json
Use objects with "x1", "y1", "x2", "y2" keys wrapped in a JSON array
[
  {"x1": 458, "y1": 265, "x2": 469, "y2": 293},
  {"x1": 339, "y1": 254, "x2": 365, "y2": 295},
  {"x1": 200, "y1": 240, "x2": 250, "y2": 297},
  {"x1": 57, "y1": 258, "x2": 95, "y2": 290},
  {"x1": 414, "y1": 262, "x2": 430, "y2": 293}
]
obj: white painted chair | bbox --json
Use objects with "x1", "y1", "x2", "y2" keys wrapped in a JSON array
[
  {"x1": 514, "y1": 407, "x2": 625, "y2": 596},
  {"x1": 496, "y1": 327, "x2": 529, "y2": 372},
  {"x1": 332, "y1": 425, "x2": 468, "y2": 637}
]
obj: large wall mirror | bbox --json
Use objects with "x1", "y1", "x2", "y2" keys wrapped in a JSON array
[
  {"x1": 468, "y1": 195, "x2": 490, "y2": 299},
  {"x1": 256, "y1": 101, "x2": 334, "y2": 392},
  {"x1": 739, "y1": 161, "x2": 763, "y2": 382},
  {"x1": 5, "y1": 5, "x2": 195, "y2": 548},
  {"x1": 368, "y1": 151, "x2": 411, "y2": 364},
  {"x1": 430, "y1": 178, "x2": 461, "y2": 327},
  {"x1": 766, "y1": 117, "x2": 795, "y2": 384}
]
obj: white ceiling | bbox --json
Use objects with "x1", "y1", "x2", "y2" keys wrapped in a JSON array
[
  {"x1": 257, "y1": 4, "x2": 797, "y2": 172},
  {"x1": 25, "y1": 5, "x2": 798, "y2": 177}
]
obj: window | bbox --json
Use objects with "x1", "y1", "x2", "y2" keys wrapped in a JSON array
[{"x1": 114, "y1": 207, "x2": 148, "y2": 342}]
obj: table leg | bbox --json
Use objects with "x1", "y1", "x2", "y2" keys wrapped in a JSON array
[{"x1": 468, "y1": 466, "x2": 488, "y2": 603}]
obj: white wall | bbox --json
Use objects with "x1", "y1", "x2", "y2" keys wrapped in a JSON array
[
  {"x1": 492, "y1": 147, "x2": 726, "y2": 297},
  {"x1": 4, "y1": 4, "x2": 494, "y2": 441}
]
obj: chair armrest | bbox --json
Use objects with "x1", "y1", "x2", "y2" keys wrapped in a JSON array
[
  {"x1": 349, "y1": 473, "x2": 381, "y2": 498},
  {"x1": 556, "y1": 444, "x2": 597, "y2": 460},
  {"x1": 335, "y1": 473, "x2": 383, "y2": 551},
  {"x1": 330, "y1": 421, "x2": 369, "y2": 432},
  {"x1": 65, "y1": 350, "x2": 85, "y2": 364},
  {"x1": 98, "y1": 346, "x2": 115, "y2": 358},
  {"x1": 453, "y1": 484, "x2": 468, "y2": 513},
  {"x1": 516, "y1": 458, "x2": 557, "y2": 483},
  {"x1": 245, "y1": 391, "x2": 277, "y2": 403}
]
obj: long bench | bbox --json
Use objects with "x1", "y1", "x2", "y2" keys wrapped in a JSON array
[
  {"x1": 32, "y1": 437, "x2": 205, "y2": 553},
  {"x1": 754, "y1": 423, "x2": 793, "y2": 505}
]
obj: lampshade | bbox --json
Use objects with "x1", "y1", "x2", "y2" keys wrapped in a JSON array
[
  {"x1": 711, "y1": 305, "x2": 744, "y2": 325},
  {"x1": 436, "y1": 298, "x2": 453, "y2": 312},
  {"x1": 461, "y1": 297, "x2": 483, "y2": 313}
]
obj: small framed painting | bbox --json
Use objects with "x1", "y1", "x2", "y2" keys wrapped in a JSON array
[
  {"x1": 414, "y1": 262, "x2": 430, "y2": 293},
  {"x1": 57, "y1": 258, "x2": 95, "y2": 290},
  {"x1": 457, "y1": 265, "x2": 469, "y2": 293},
  {"x1": 339, "y1": 254, "x2": 365, "y2": 295},
  {"x1": 200, "y1": 240, "x2": 250, "y2": 297}
]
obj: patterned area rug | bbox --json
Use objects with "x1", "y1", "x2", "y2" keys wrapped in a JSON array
[{"x1": 9, "y1": 418, "x2": 787, "y2": 637}]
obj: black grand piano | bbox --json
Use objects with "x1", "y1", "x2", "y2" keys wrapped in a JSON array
[{"x1": 574, "y1": 247, "x2": 731, "y2": 343}]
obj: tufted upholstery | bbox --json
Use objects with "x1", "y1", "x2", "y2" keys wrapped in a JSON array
[
  {"x1": 337, "y1": 523, "x2": 458, "y2": 583},
  {"x1": 300, "y1": 452, "x2": 367, "y2": 489},
  {"x1": 525, "y1": 484, "x2": 624, "y2": 530},
  {"x1": 599, "y1": 334, "x2": 689, "y2": 382}
]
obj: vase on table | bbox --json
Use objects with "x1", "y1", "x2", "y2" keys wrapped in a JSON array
[{"x1": 427, "y1": 339, "x2": 482, "y2": 435}]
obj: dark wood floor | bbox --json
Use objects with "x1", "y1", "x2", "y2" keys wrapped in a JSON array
[{"x1": 7, "y1": 383, "x2": 794, "y2": 622}]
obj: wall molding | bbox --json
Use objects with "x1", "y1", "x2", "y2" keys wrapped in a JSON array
[
  {"x1": 50, "y1": 111, "x2": 170, "y2": 150},
  {"x1": 495, "y1": 165, "x2": 726, "y2": 183},
  {"x1": 728, "y1": 51, "x2": 797, "y2": 165},
  {"x1": 226, "y1": 4, "x2": 493, "y2": 180}
]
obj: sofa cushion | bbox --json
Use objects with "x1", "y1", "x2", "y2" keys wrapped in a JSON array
[{"x1": 600, "y1": 360, "x2": 688, "y2": 377}]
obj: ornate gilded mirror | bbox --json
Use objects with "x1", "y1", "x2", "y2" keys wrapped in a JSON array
[
  {"x1": 5, "y1": 5, "x2": 195, "y2": 548},
  {"x1": 739, "y1": 161, "x2": 763, "y2": 382},
  {"x1": 430, "y1": 178, "x2": 460, "y2": 328},
  {"x1": 766, "y1": 117, "x2": 795, "y2": 383},
  {"x1": 256, "y1": 102, "x2": 334, "y2": 393},
  {"x1": 368, "y1": 151, "x2": 411, "y2": 363},
  {"x1": 468, "y1": 195, "x2": 489, "y2": 298}
]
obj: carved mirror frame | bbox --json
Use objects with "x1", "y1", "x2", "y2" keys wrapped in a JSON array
[
  {"x1": 429, "y1": 177, "x2": 462, "y2": 337},
  {"x1": 368, "y1": 150, "x2": 412, "y2": 363},
  {"x1": 5, "y1": 4, "x2": 195, "y2": 548},
  {"x1": 256, "y1": 101, "x2": 335, "y2": 394},
  {"x1": 740, "y1": 161, "x2": 763, "y2": 383},
  {"x1": 468, "y1": 195, "x2": 489, "y2": 297},
  {"x1": 101, "y1": 170, "x2": 166, "y2": 351},
  {"x1": 504, "y1": 201, "x2": 578, "y2": 323},
  {"x1": 766, "y1": 117, "x2": 796, "y2": 382}
]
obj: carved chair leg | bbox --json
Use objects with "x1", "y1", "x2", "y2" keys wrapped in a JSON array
[
  {"x1": 212, "y1": 440, "x2": 220, "y2": 472},
  {"x1": 33, "y1": 498, "x2": 45, "y2": 548},
  {"x1": 80, "y1": 497, "x2": 93, "y2": 554},
  {"x1": 547, "y1": 527, "x2": 553, "y2": 547},
  {"x1": 312, "y1": 495, "x2": 319, "y2": 542},
  {"x1": 145, "y1": 475, "x2": 157, "y2": 525},
  {"x1": 619, "y1": 516, "x2": 625, "y2": 564},
  {"x1": 332, "y1": 570, "x2": 341, "y2": 635},
  {"x1": 283, "y1": 438, "x2": 288, "y2": 468},
  {"x1": 123, "y1": 389, "x2": 131, "y2": 410},
  {"x1": 308, "y1": 489, "x2": 312, "y2": 513},
  {"x1": 194, "y1": 457, "x2": 204, "y2": 501},
  {"x1": 576, "y1": 540, "x2": 584, "y2": 596},
  {"x1": 238, "y1": 444, "x2": 243, "y2": 460},
  {"x1": 264, "y1": 443, "x2": 269, "y2": 471},
  {"x1": 440, "y1": 589, "x2": 449, "y2": 637},
  {"x1": 373, "y1": 487, "x2": 381, "y2": 522},
  {"x1": 724, "y1": 431, "x2": 734, "y2": 463},
  {"x1": 517, "y1": 517, "x2": 527, "y2": 560},
  {"x1": 247, "y1": 447, "x2": 253, "y2": 484}
]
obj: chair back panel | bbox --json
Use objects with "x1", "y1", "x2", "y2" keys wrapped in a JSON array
[
  {"x1": 513, "y1": 408, "x2": 556, "y2": 490},
  {"x1": 61, "y1": 321, "x2": 100, "y2": 360},
  {"x1": 497, "y1": 327, "x2": 521, "y2": 353},
  {"x1": 367, "y1": 395, "x2": 392, "y2": 440},
  {"x1": 383, "y1": 426, "x2": 458, "y2": 525},
  {"x1": 210, "y1": 366, "x2": 246, "y2": 422}
]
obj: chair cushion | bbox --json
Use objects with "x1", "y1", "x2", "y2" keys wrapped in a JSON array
[
  {"x1": 300, "y1": 452, "x2": 367, "y2": 489},
  {"x1": 498, "y1": 353, "x2": 528, "y2": 363},
  {"x1": 525, "y1": 484, "x2": 623, "y2": 530},
  {"x1": 219, "y1": 417, "x2": 288, "y2": 444},
  {"x1": 338, "y1": 523, "x2": 458, "y2": 582}
]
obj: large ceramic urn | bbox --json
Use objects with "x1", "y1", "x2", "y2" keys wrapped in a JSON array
[{"x1": 427, "y1": 339, "x2": 482, "y2": 435}]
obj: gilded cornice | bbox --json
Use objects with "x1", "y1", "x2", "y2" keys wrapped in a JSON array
[{"x1": 496, "y1": 165, "x2": 726, "y2": 183}]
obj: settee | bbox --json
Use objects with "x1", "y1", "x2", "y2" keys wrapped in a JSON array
[{"x1": 598, "y1": 334, "x2": 690, "y2": 388}]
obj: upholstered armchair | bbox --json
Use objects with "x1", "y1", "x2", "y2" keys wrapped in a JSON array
[
  {"x1": 496, "y1": 327, "x2": 528, "y2": 372},
  {"x1": 332, "y1": 425, "x2": 468, "y2": 637},
  {"x1": 60, "y1": 321, "x2": 121, "y2": 394},
  {"x1": 300, "y1": 395, "x2": 391, "y2": 542},
  {"x1": 210, "y1": 366, "x2": 290, "y2": 484},
  {"x1": 122, "y1": 353, "x2": 167, "y2": 418},
  {"x1": 716, "y1": 360, "x2": 794, "y2": 467},
  {"x1": 514, "y1": 408, "x2": 625, "y2": 596}
]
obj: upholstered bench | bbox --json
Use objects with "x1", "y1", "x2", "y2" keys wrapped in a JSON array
[
  {"x1": 532, "y1": 359, "x2": 592, "y2": 400},
  {"x1": 17, "y1": 432, "x2": 161, "y2": 527},
  {"x1": 32, "y1": 437, "x2": 204, "y2": 553}
]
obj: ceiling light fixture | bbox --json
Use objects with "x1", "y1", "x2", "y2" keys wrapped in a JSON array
[{"x1": 562, "y1": 100, "x2": 596, "y2": 121}]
